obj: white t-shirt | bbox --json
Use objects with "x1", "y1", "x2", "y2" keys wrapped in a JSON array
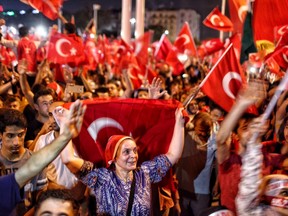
[{"x1": 34, "y1": 130, "x2": 78, "y2": 189}]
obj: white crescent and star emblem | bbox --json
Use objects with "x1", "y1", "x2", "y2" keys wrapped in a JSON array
[
  {"x1": 55, "y1": 38, "x2": 71, "y2": 57},
  {"x1": 205, "y1": 40, "x2": 216, "y2": 48},
  {"x1": 87, "y1": 117, "x2": 124, "y2": 142},
  {"x1": 210, "y1": 14, "x2": 224, "y2": 27},
  {"x1": 175, "y1": 34, "x2": 191, "y2": 45},
  {"x1": 278, "y1": 25, "x2": 288, "y2": 36},
  {"x1": 222, "y1": 72, "x2": 242, "y2": 99}
]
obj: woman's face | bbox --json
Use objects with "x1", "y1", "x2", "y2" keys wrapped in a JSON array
[{"x1": 115, "y1": 139, "x2": 138, "y2": 172}]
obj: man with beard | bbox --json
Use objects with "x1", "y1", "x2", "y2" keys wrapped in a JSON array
[{"x1": 0, "y1": 108, "x2": 48, "y2": 215}]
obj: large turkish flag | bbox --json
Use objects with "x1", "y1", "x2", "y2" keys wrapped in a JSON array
[{"x1": 65, "y1": 98, "x2": 183, "y2": 165}]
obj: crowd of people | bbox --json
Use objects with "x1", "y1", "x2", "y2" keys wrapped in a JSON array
[{"x1": 0, "y1": 13, "x2": 287, "y2": 216}]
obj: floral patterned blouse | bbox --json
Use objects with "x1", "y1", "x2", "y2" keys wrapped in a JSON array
[{"x1": 80, "y1": 154, "x2": 172, "y2": 215}]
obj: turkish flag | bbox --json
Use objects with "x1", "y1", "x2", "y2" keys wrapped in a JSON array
[
  {"x1": 253, "y1": 0, "x2": 288, "y2": 44},
  {"x1": 65, "y1": 98, "x2": 183, "y2": 165},
  {"x1": 20, "y1": 0, "x2": 63, "y2": 20},
  {"x1": 47, "y1": 32, "x2": 86, "y2": 65},
  {"x1": 133, "y1": 31, "x2": 153, "y2": 65},
  {"x1": 200, "y1": 44, "x2": 246, "y2": 112},
  {"x1": 84, "y1": 38, "x2": 98, "y2": 70},
  {"x1": 274, "y1": 25, "x2": 288, "y2": 44},
  {"x1": 225, "y1": 33, "x2": 242, "y2": 60},
  {"x1": 154, "y1": 34, "x2": 173, "y2": 61},
  {"x1": 265, "y1": 46, "x2": 288, "y2": 70},
  {"x1": 203, "y1": 7, "x2": 234, "y2": 32},
  {"x1": 174, "y1": 22, "x2": 197, "y2": 56},
  {"x1": 265, "y1": 57, "x2": 284, "y2": 77},
  {"x1": 228, "y1": 0, "x2": 248, "y2": 34},
  {"x1": 197, "y1": 38, "x2": 224, "y2": 57},
  {"x1": 166, "y1": 47, "x2": 186, "y2": 76}
]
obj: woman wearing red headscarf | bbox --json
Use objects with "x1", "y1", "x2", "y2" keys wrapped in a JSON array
[{"x1": 61, "y1": 108, "x2": 185, "y2": 215}]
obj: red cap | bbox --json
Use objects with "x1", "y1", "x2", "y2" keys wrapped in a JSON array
[{"x1": 105, "y1": 135, "x2": 133, "y2": 167}]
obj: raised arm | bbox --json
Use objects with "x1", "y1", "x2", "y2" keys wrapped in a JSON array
[
  {"x1": 165, "y1": 108, "x2": 185, "y2": 165},
  {"x1": 18, "y1": 60, "x2": 35, "y2": 108},
  {"x1": 121, "y1": 68, "x2": 134, "y2": 98},
  {"x1": 216, "y1": 80, "x2": 266, "y2": 164},
  {"x1": 15, "y1": 100, "x2": 86, "y2": 188}
]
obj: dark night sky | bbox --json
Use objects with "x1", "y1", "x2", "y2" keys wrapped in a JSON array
[
  {"x1": 1, "y1": 0, "x2": 223, "y2": 40},
  {"x1": 1, "y1": 0, "x2": 222, "y2": 13}
]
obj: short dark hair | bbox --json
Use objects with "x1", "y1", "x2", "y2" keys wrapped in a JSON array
[
  {"x1": 0, "y1": 108, "x2": 27, "y2": 133},
  {"x1": 4, "y1": 95, "x2": 20, "y2": 106},
  {"x1": 35, "y1": 189, "x2": 78, "y2": 214},
  {"x1": 64, "y1": 23, "x2": 76, "y2": 34},
  {"x1": 18, "y1": 26, "x2": 29, "y2": 38},
  {"x1": 33, "y1": 88, "x2": 53, "y2": 104}
]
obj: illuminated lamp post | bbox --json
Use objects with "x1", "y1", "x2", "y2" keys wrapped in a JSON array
[{"x1": 121, "y1": 0, "x2": 132, "y2": 44}]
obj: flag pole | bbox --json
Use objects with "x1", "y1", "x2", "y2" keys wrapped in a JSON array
[
  {"x1": 199, "y1": 43, "x2": 233, "y2": 88},
  {"x1": 220, "y1": 0, "x2": 226, "y2": 42},
  {"x1": 183, "y1": 87, "x2": 200, "y2": 109}
]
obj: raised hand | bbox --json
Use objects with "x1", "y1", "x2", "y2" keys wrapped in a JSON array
[
  {"x1": 237, "y1": 79, "x2": 267, "y2": 106},
  {"x1": 148, "y1": 77, "x2": 167, "y2": 99},
  {"x1": 60, "y1": 100, "x2": 87, "y2": 139}
]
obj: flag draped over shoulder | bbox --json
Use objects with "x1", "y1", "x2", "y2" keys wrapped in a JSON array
[
  {"x1": 20, "y1": 0, "x2": 63, "y2": 20},
  {"x1": 200, "y1": 44, "x2": 246, "y2": 112},
  {"x1": 66, "y1": 99, "x2": 182, "y2": 164},
  {"x1": 47, "y1": 32, "x2": 86, "y2": 65},
  {"x1": 203, "y1": 7, "x2": 234, "y2": 32}
]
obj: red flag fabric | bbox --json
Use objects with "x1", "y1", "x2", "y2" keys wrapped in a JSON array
[
  {"x1": 174, "y1": 22, "x2": 197, "y2": 56},
  {"x1": 203, "y1": 7, "x2": 234, "y2": 32},
  {"x1": 225, "y1": 33, "x2": 242, "y2": 60},
  {"x1": 20, "y1": 0, "x2": 63, "y2": 20},
  {"x1": 197, "y1": 38, "x2": 224, "y2": 57},
  {"x1": 265, "y1": 46, "x2": 288, "y2": 70},
  {"x1": 154, "y1": 34, "x2": 173, "y2": 61},
  {"x1": 228, "y1": 0, "x2": 248, "y2": 34},
  {"x1": 66, "y1": 98, "x2": 182, "y2": 164},
  {"x1": 166, "y1": 47, "x2": 186, "y2": 76},
  {"x1": 274, "y1": 25, "x2": 288, "y2": 44},
  {"x1": 47, "y1": 32, "x2": 85, "y2": 65},
  {"x1": 200, "y1": 44, "x2": 246, "y2": 112},
  {"x1": 84, "y1": 38, "x2": 98, "y2": 70},
  {"x1": 0, "y1": 5, "x2": 3, "y2": 12},
  {"x1": 253, "y1": 0, "x2": 288, "y2": 44},
  {"x1": 265, "y1": 57, "x2": 284, "y2": 77},
  {"x1": 133, "y1": 31, "x2": 152, "y2": 65}
]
